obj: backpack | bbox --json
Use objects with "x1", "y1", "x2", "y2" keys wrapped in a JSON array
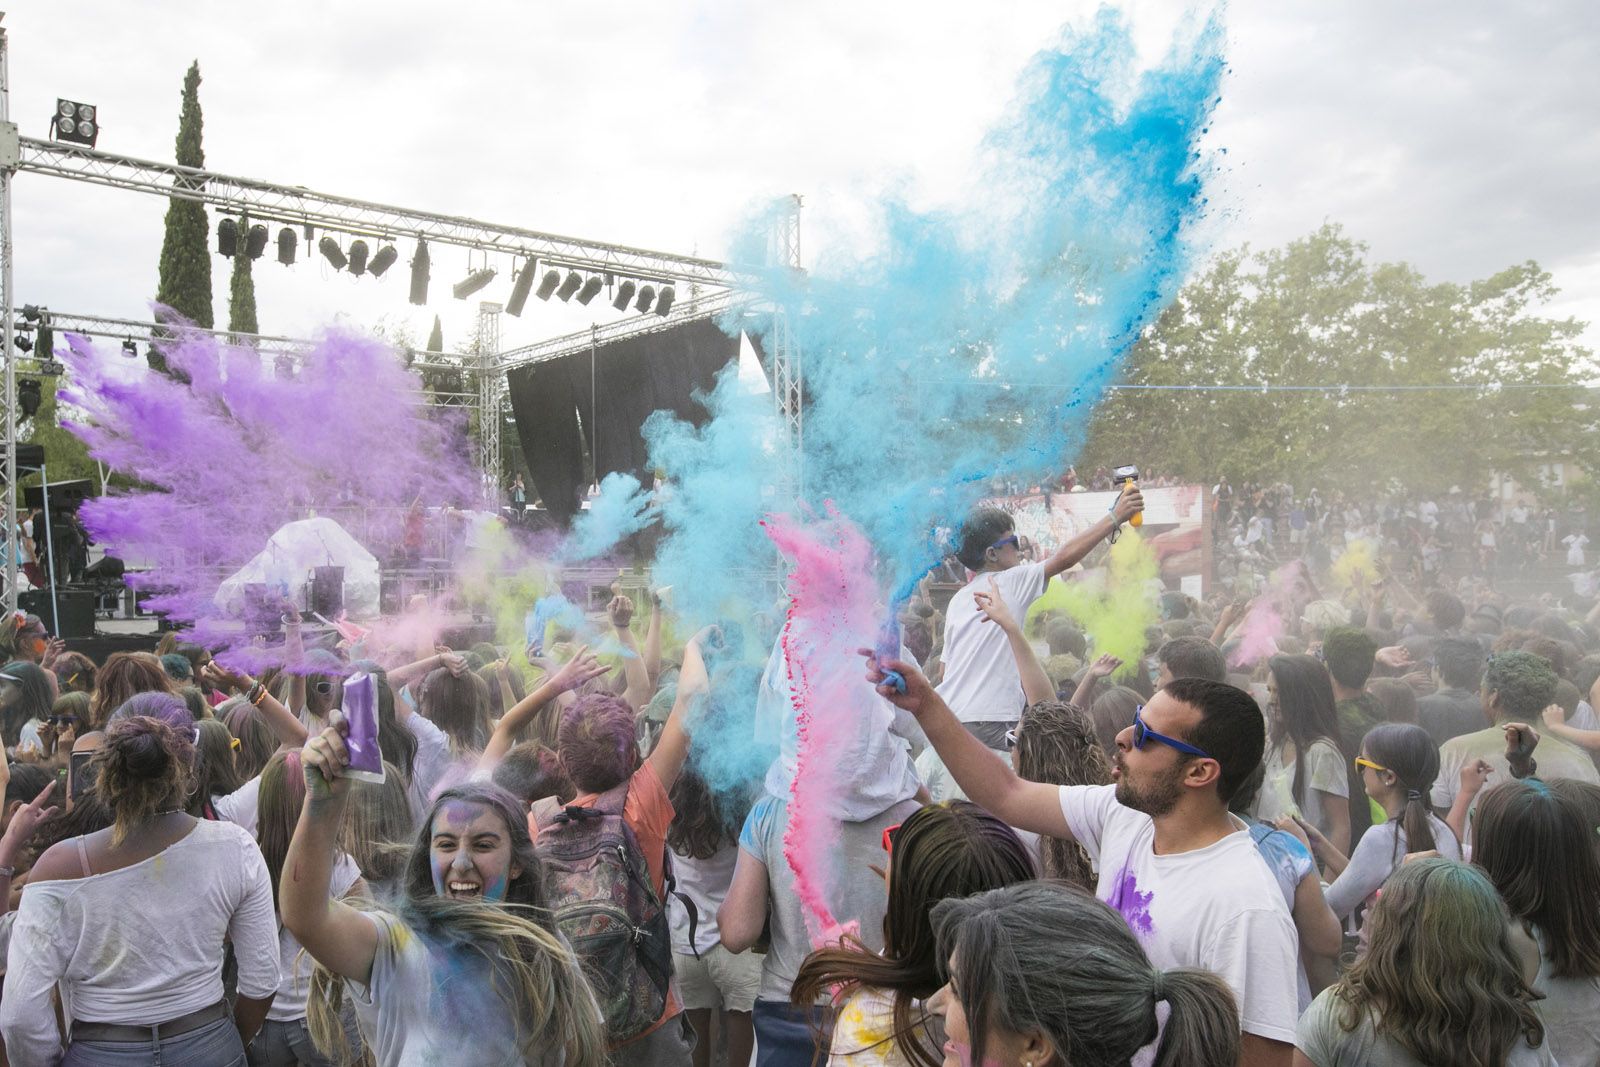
[{"x1": 533, "y1": 784, "x2": 675, "y2": 1046}]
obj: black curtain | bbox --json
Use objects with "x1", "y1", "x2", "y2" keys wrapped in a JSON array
[{"x1": 506, "y1": 318, "x2": 740, "y2": 525}]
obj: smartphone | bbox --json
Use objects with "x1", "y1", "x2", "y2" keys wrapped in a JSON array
[{"x1": 69, "y1": 749, "x2": 95, "y2": 800}]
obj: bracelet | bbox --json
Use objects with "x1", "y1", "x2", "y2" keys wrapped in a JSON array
[
  {"x1": 0, "y1": 865, "x2": 15, "y2": 878},
  {"x1": 249, "y1": 682, "x2": 268, "y2": 706}
]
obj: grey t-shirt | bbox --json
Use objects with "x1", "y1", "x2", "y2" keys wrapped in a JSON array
[
  {"x1": 738, "y1": 793, "x2": 921, "y2": 1003},
  {"x1": 1296, "y1": 987, "x2": 1555, "y2": 1067},
  {"x1": 1323, "y1": 814, "x2": 1461, "y2": 921}
]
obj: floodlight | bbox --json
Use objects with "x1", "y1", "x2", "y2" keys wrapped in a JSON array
[
  {"x1": 612, "y1": 280, "x2": 637, "y2": 311},
  {"x1": 319, "y1": 237, "x2": 348, "y2": 271},
  {"x1": 635, "y1": 285, "x2": 656, "y2": 314},
  {"x1": 121, "y1": 338, "x2": 139, "y2": 358},
  {"x1": 217, "y1": 218, "x2": 239, "y2": 257},
  {"x1": 348, "y1": 240, "x2": 370, "y2": 277},
  {"x1": 452, "y1": 267, "x2": 497, "y2": 300},
  {"x1": 556, "y1": 272, "x2": 583, "y2": 302},
  {"x1": 17, "y1": 380, "x2": 41, "y2": 419},
  {"x1": 655, "y1": 286, "x2": 676, "y2": 316},
  {"x1": 506, "y1": 260, "x2": 537, "y2": 317},
  {"x1": 536, "y1": 270, "x2": 561, "y2": 301},
  {"x1": 277, "y1": 228, "x2": 297, "y2": 265},
  {"x1": 52, "y1": 99, "x2": 99, "y2": 147},
  {"x1": 576, "y1": 276, "x2": 604, "y2": 305},
  {"x1": 244, "y1": 225, "x2": 269, "y2": 259},
  {"x1": 368, "y1": 245, "x2": 399, "y2": 277}
]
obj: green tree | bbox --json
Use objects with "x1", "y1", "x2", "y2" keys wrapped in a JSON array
[
  {"x1": 227, "y1": 214, "x2": 259, "y2": 339},
  {"x1": 152, "y1": 61, "x2": 212, "y2": 373},
  {"x1": 1080, "y1": 224, "x2": 1598, "y2": 498},
  {"x1": 427, "y1": 315, "x2": 444, "y2": 353}
]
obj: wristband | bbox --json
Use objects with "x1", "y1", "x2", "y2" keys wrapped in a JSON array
[
  {"x1": 249, "y1": 683, "x2": 268, "y2": 706},
  {"x1": 0, "y1": 864, "x2": 15, "y2": 878}
]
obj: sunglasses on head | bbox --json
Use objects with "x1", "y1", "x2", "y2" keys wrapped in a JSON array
[
  {"x1": 881, "y1": 822, "x2": 903, "y2": 853},
  {"x1": 1131, "y1": 706, "x2": 1212, "y2": 759}
]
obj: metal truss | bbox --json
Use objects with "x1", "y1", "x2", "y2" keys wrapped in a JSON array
[
  {"x1": 495, "y1": 288, "x2": 748, "y2": 372},
  {"x1": 15, "y1": 138, "x2": 753, "y2": 290},
  {"x1": 474, "y1": 302, "x2": 502, "y2": 494}
]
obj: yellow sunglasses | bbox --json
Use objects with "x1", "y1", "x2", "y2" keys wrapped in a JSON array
[{"x1": 1354, "y1": 756, "x2": 1389, "y2": 774}]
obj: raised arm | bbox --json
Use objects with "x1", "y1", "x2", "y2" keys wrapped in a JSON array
[
  {"x1": 386, "y1": 649, "x2": 465, "y2": 696},
  {"x1": 207, "y1": 664, "x2": 310, "y2": 749},
  {"x1": 1541, "y1": 705, "x2": 1600, "y2": 752},
  {"x1": 478, "y1": 647, "x2": 608, "y2": 768},
  {"x1": 608, "y1": 596, "x2": 652, "y2": 712},
  {"x1": 646, "y1": 631, "x2": 710, "y2": 793},
  {"x1": 867, "y1": 653, "x2": 1072, "y2": 839},
  {"x1": 281, "y1": 719, "x2": 381, "y2": 984},
  {"x1": 1070, "y1": 654, "x2": 1124, "y2": 710},
  {"x1": 973, "y1": 577, "x2": 1054, "y2": 705},
  {"x1": 1043, "y1": 485, "x2": 1142, "y2": 580},
  {"x1": 644, "y1": 591, "x2": 664, "y2": 687}
]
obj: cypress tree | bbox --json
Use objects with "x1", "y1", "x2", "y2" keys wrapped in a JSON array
[
  {"x1": 228, "y1": 214, "x2": 259, "y2": 340},
  {"x1": 427, "y1": 315, "x2": 444, "y2": 353},
  {"x1": 152, "y1": 61, "x2": 212, "y2": 373}
]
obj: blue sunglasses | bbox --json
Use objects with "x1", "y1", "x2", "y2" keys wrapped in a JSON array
[
  {"x1": 988, "y1": 534, "x2": 1020, "y2": 553},
  {"x1": 1132, "y1": 705, "x2": 1212, "y2": 759}
]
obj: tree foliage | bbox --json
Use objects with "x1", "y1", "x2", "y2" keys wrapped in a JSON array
[
  {"x1": 152, "y1": 61, "x2": 212, "y2": 373},
  {"x1": 227, "y1": 214, "x2": 259, "y2": 338},
  {"x1": 427, "y1": 315, "x2": 444, "y2": 353},
  {"x1": 1080, "y1": 224, "x2": 1597, "y2": 496}
]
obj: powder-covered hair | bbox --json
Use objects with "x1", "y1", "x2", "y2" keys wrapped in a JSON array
[
  {"x1": 932, "y1": 881, "x2": 1239, "y2": 1067},
  {"x1": 306, "y1": 782, "x2": 607, "y2": 1067},
  {"x1": 792, "y1": 803, "x2": 1036, "y2": 1067},
  {"x1": 1012, "y1": 700, "x2": 1108, "y2": 888},
  {"x1": 52, "y1": 651, "x2": 97, "y2": 695},
  {"x1": 1483, "y1": 651, "x2": 1558, "y2": 722},
  {"x1": 557, "y1": 692, "x2": 639, "y2": 794},
  {"x1": 221, "y1": 698, "x2": 278, "y2": 782},
  {"x1": 1331, "y1": 858, "x2": 1543, "y2": 1067},
  {"x1": 93, "y1": 717, "x2": 196, "y2": 846},
  {"x1": 420, "y1": 667, "x2": 492, "y2": 757}
]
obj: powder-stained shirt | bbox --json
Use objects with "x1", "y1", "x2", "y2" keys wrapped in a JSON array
[
  {"x1": 1059, "y1": 784, "x2": 1299, "y2": 1047},
  {"x1": 738, "y1": 793, "x2": 920, "y2": 1003},
  {"x1": 829, "y1": 987, "x2": 943, "y2": 1066},
  {"x1": 347, "y1": 910, "x2": 578, "y2": 1067},
  {"x1": 1429, "y1": 725, "x2": 1600, "y2": 822},
  {"x1": 1295, "y1": 987, "x2": 1555, "y2": 1067},
  {"x1": 0, "y1": 820, "x2": 279, "y2": 1065}
]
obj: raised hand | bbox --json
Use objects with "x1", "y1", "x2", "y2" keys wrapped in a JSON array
[
  {"x1": 551, "y1": 646, "x2": 609, "y2": 694},
  {"x1": 860, "y1": 651, "x2": 937, "y2": 717},
  {"x1": 1088, "y1": 653, "x2": 1124, "y2": 680},
  {"x1": 607, "y1": 595, "x2": 636, "y2": 630},
  {"x1": 1458, "y1": 758, "x2": 1493, "y2": 797},
  {"x1": 301, "y1": 718, "x2": 354, "y2": 802},
  {"x1": 1112, "y1": 485, "x2": 1145, "y2": 524},
  {"x1": 972, "y1": 576, "x2": 1019, "y2": 633},
  {"x1": 0, "y1": 781, "x2": 60, "y2": 859}
]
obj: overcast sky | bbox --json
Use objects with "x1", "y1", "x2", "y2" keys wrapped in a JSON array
[{"x1": 7, "y1": 0, "x2": 1598, "y2": 363}]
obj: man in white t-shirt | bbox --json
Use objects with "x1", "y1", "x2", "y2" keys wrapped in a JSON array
[
  {"x1": 875, "y1": 657, "x2": 1298, "y2": 1067},
  {"x1": 921, "y1": 489, "x2": 1143, "y2": 800}
]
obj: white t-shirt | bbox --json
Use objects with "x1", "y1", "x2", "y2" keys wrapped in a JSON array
[
  {"x1": 668, "y1": 841, "x2": 738, "y2": 957},
  {"x1": 212, "y1": 776, "x2": 262, "y2": 836},
  {"x1": 935, "y1": 561, "x2": 1048, "y2": 724},
  {"x1": 1253, "y1": 738, "x2": 1348, "y2": 838},
  {"x1": 1323, "y1": 814, "x2": 1461, "y2": 921},
  {"x1": 1531, "y1": 924, "x2": 1600, "y2": 1067},
  {"x1": 347, "y1": 910, "x2": 580, "y2": 1066},
  {"x1": 269, "y1": 854, "x2": 363, "y2": 1022},
  {"x1": 1059, "y1": 784, "x2": 1299, "y2": 1045},
  {"x1": 401, "y1": 706, "x2": 454, "y2": 819},
  {"x1": 0, "y1": 820, "x2": 279, "y2": 1065}
]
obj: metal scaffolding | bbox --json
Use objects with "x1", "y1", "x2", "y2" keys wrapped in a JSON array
[{"x1": 474, "y1": 302, "x2": 503, "y2": 494}]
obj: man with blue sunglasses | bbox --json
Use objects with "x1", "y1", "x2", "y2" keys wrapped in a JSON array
[
  {"x1": 869, "y1": 652, "x2": 1300, "y2": 1067},
  {"x1": 918, "y1": 488, "x2": 1143, "y2": 802}
]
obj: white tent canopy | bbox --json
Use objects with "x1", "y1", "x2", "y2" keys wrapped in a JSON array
[{"x1": 214, "y1": 517, "x2": 380, "y2": 619}]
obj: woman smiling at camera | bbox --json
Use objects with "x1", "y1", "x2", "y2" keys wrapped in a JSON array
[{"x1": 280, "y1": 716, "x2": 605, "y2": 1067}]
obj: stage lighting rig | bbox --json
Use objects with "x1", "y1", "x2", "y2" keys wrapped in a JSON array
[
  {"x1": 348, "y1": 240, "x2": 370, "y2": 277},
  {"x1": 452, "y1": 267, "x2": 496, "y2": 300},
  {"x1": 536, "y1": 270, "x2": 561, "y2": 301},
  {"x1": 20, "y1": 306, "x2": 42, "y2": 324},
  {"x1": 410, "y1": 240, "x2": 431, "y2": 305},
  {"x1": 556, "y1": 272, "x2": 583, "y2": 302},
  {"x1": 612, "y1": 280, "x2": 636, "y2": 311},
  {"x1": 12, "y1": 333, "x2": 31, "y2": 354},
  {"x1": 17, "y1": 380, "x2": 41, "y2": 419},
  {"x1": 319, "y1": 237, "x2": 348, "y2": 271},
  {"x1": 368, "y1": 245, "x2": 399, "y2": 277},
  {"x1": 217, "y1": 218, "x2": 239, "y2": 257},
  {"x1": 576, "y1": 276, "x2": 603, "y2": 305},
  {"x1": 506, "y1": 260, "x2": 537, "y2": 317},
  {"x1": 121, "y1": 338, "x2": 139, "y2": 359},
  {"x1": 244, "y1": 225, "x2": 269, "y2": 259},
  {"x1": 636, "y1": 285, "x2": 656, "y2": 314},
  {"x1": 51, "y1": 99, "x2": 99, "y2": 148},
  {"x1": 656, "y1": 286, "x2": 676, "y2": 316},
  {"x1": 277, "y1": 228, "x2": 297, "y2": 265}
]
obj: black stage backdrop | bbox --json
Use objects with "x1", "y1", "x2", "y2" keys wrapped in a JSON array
[{"x1": 506, "y1": 318, "x2": 741, "y2": 524}]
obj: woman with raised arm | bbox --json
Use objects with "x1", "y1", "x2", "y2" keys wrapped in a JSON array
[{"x1": 280, "y1": 716, "x2": 604, "y2": 1066}]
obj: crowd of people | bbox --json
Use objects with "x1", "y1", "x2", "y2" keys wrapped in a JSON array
[{"x1": 0, "y1": 481, "x2": 1596, "y2": 1066}]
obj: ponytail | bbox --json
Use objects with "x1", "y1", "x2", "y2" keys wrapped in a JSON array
[
  {"x1": 1152, "y1": 968, "x2": 1241, "y2": 1067},
  {"x1": 1399, "y1": 789, "x2": 1438, "y2": 859}
]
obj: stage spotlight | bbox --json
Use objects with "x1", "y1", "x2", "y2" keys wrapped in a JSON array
[
  {"x1": 452, "y1": 267, "x2": 497, "y2": 300},
  {"x1": 52, "y1": 99, "x2": 98, "y2": 147},
  {"x1": 368, "y1": 245, "x2": 398, "y2": 277},
  {"x1": 348, "y1": 240, "x2": 370, "y2": 277},
  {"x1": 20, "y1": 306, "x2": 41, "y2": 323},
  {"x1": 536, "y1": 270, "x2": 561, "y2": 301},
  {"x1": 121, "y1": 338, "x2": 139, "y2": 359},
  {"x1": 635, "y1": 285, "x2": 656, "y2": 314},
  {"x1": 576, "y1": 276, "x2": 604, "y2": 305},
  {"x1": 245, "y1": 225, "x2": 269, "y2": 260},
  {"x1": 217, "y1": 218, "x2": 239, "y2": 257},
  {"x1": 277, "y1": 228, "x2": 298, "y2": 265},
  {"x1": 506, "y1": 260, "x2": 537, "y2": 317},
  {"x1": 612, "y1": 280, "x2": 637, "y2": 311},
  {"x1": 556, "y1": 272, "x2": 583, "y2": 302},
  {"x1": 17, "y1": 380, "x2": 41, "y2": 419},
  {"x1": 655, "y1": 286, "x2": 675, "y2": 316},
  {"x1": 409, "y1": 239, "x2": 431, "y2": 305},
  {"x1": 319, "y1": 237, "x2": 348, "y2": 271},
  {"x1": 13, "y1": 334, "x2": 31, "y2": 353}
]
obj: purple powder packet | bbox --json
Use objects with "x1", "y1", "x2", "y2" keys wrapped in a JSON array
[{"x1": 338, "y1": 672, "x2": 385, "y2": 783}]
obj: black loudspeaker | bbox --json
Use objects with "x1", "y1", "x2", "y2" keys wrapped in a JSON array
[
  {"x1": 83, "y1": 555, "x2": 126, "y2": 582},
  {"x1": 19, "y1": 589, "x2": 95, "y2": 638},
  {"x1": 310, "y1": 566, "x2": 345, "y2": 618}
]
